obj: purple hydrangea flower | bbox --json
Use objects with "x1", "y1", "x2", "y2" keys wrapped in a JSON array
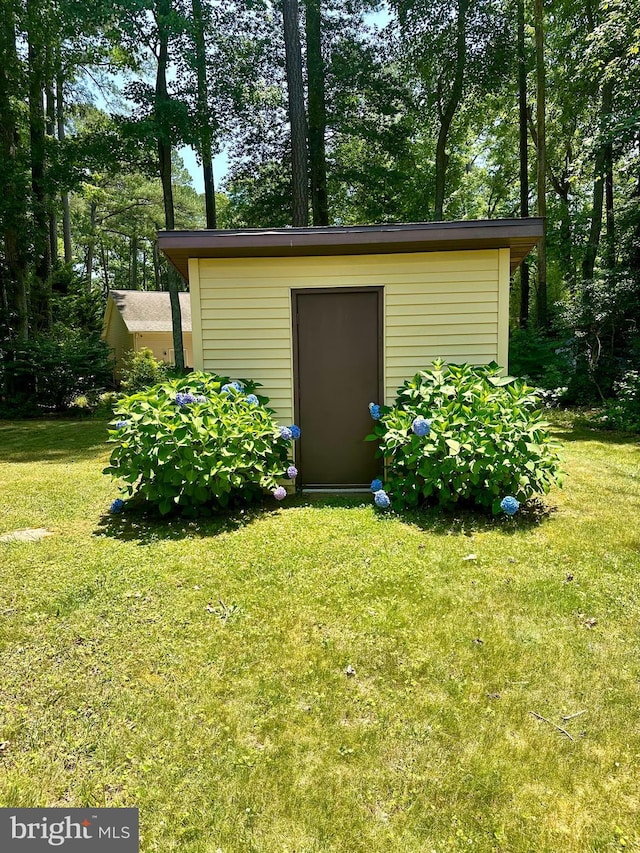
[
  {"x1": 286, "y1": 465, "x2": 298, "y2": 479},
  {"x1": 290, "y1": 424, "x2": 301, "y2": 440},
  {"x1": 412, "y1": 416, "x2": 431, "y2": 437},
  {"x1": 246, "y1": 394, "x2": 259, "y2": 406},
  {"x1": 369, "y1": 402, "x2": 381, "y2": 420},
  {"x1": 373, "y1": 489, "x2": 390, "y2": 509},
  {"x1": 370, "y1": 478, "x2": 383, "y2": 492},
  {"x1": 273, "y1": 486, "x2": 287, "y2": 501},
  {"x1": 500, "y1": 496, "x2": 520, "y2": 515},
  {"x1": 279, "y1": 426, "x2": 293, "y2": 441},
  {"x1": 114, "y1": 420, "x2": 130, "y2": 429},
  {"x1": 109, "y1": 498, "x2": 124, "y2": 514},
  {"x1": 175, "y1": 392, "x2": 197, "y2": 406}
]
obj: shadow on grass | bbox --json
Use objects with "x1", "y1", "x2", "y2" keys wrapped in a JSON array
[
  {"x1": 552, "y1": 425, "x2": 640, "y2": 446},
  {"x1": 292, "y1": 491, "x2": 555, "y2": 534},
  {"x1": 94, "y1": 499, "x2": 284, "y2": 544},
  {"x1": 94, "y1": 492, "x2": 555, "y2": 544},
  {"x1": 0, "y1": 419, "x2": 109, "y2": 463},
  {"x1": 389, "y1": 497, "x2": 557, "y2": 537}
]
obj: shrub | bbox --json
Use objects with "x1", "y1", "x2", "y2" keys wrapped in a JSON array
[
  {"x1": 104, "y1": 372, "x2": 299, "y2": 514},
  {"x1": 0, "y1": 331, "x2": 113, "y2": 416},
  {"x1": 509, "y1": 327, "x2": 573, "y2": 394},
  {"x1": 603, "y1": 370, "x2": 640, "y2": 432},
  {"x1": 367, "y1": 361, "x2": 562, "y2": 514},
  {"x1": 119, "y1": 347, "x2": 167, "y2": 392},
  {"x1": 69, "y1": 390, "x2": 120, "y2": 418}
]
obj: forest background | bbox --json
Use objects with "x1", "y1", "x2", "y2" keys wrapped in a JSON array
[{"x1": 0, "y1": 0, "x2": 638, "y2": 420}]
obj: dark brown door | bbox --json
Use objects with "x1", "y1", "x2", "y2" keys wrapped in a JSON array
[{"x1": 294, "y1": 288, "x2": 382, "y2": 487}]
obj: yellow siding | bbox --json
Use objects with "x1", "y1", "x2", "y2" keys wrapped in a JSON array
[
  {"x1": 103, "y1": 300, "x2": 134, "y2": 372},
  {"x1": 135, "y1": 332, "x2": 193, "y2": 367},
  {"x1": 193, "y1": 250, "x2": 502, "y2": 422}
]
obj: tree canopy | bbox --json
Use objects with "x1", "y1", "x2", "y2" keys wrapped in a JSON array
[{"x1": 0, "y1": 0, "x2": 638, "y2": 403}]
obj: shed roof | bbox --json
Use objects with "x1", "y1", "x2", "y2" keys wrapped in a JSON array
[
  {"x1": 157, "y1": 218, "x2": 543, "y2": 280},
  {"x1": 107, "y1": 289, "x2": 191, "y2": 333}
]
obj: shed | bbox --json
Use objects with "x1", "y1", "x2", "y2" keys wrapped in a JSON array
[
  {"x1": 158, "y1": 219, "x2": 543, "y2": 489},
  {"x1": 102, "y1": 289, "x2": 193, "y2": 371}
]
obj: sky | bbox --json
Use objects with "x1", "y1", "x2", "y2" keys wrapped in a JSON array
[{"x1": 178, "y1": 147, "x2": 228, "y2": 194}]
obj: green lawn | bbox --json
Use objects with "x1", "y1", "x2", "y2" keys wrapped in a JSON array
[{"x1": 0, "y1": 417, "x2": 639, "y2": 852}]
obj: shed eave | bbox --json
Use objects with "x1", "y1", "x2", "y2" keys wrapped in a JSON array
[{"x1": 157, "y1": 218, "x2": 544, "y2": 280}]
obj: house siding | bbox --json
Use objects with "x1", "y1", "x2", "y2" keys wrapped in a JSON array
[
  {"x1": 134, "y1": 331, "x2": 193, "y2": 367},
  {"x1": 104, "y1": 305, "x2": 134, "y2": 370},
  {"x1": 191, "y1": 249, "x2": 508, "y2": 424}
]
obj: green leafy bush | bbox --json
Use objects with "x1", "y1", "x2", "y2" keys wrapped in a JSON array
[
  {"x1": 119, "y1": 347, "x2": 168, "y2": 392},
  {"x1": 0, "y1": 331, "x2": 113, "y2": 416},
  {"x1": 367, "y1": 361, "x2": 562, "y2": 514},
  {"x1": 104, "y1": 372, "x2": 298, "y2": 515},
  {"x1": 69, "y1": 390, "x2": 120, "y2": 418},
  {"x1": 603, "y1": 370, "x2": 640, "y2": 432},
  {"x1": 509, "y1": 327, "x2": 573, "y2": 392}
]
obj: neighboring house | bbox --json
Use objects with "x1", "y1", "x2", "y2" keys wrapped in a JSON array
[
  {"x1": 102, "y1": 289, "x2": 193, "y2": 372},
  {"x1": 157, "y1": 219, "x2": 542, "y2": 489}
]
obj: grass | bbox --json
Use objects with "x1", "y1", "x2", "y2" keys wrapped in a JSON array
[{"x1": 0, "y1": 417, "x2": 639, "y2": 852}]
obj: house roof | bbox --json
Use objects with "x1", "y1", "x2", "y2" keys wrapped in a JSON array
[
  {"x1": 157, "y1": 218, "x2": 544, "y2": 280},
  {"x1": 107, "y1": 289, "x2": 191, "y2": 333}
]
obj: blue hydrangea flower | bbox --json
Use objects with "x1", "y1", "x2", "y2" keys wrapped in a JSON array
[
  {"x1": 369, "y1": 402, "x2": 381, "y2": 420},
  {"x1": 195, "y1": 395, "x2": 208, "y2": 403},
  {"x1": 374, "y1": 489, "x2": 390, "y2": 509},
  {"x1": 500, "y1": 496, "x2": 520, "y2": 515},
  {"x1": 222, "y1": 380, "x2": 244, "y2": 394},
  {"x1": 279, "y1": 426, "x2": 293, "y2": 441},
  {"x1": 273, "y1": 486, "x2": 287, "y2": 501},
  {"x1": 370, "y1": 478, "x2": 383, "y2": 492},
  {"x1": 290, "y1": 424, "x2": 301, "y2": 440},
  {"x1": 114, "y1": 420, "x2": 130, "y2": 429},
  {"x1": 246, "y1": 394, "x2": 259, "y2": 406},
  {"x1": 287, "y1": 465, "x2": 298, "y2": 479},
  {"x1": 175, "y1": 392, "x2": 196, "y2": 406},
  {"x1": 412, "y1": 416, "x2": 431, "y2": 437},
  {"x1": 109, "y1": 498, "x2": 124, "y2": 514}
]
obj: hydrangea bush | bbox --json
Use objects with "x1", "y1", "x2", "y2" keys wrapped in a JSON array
[
  {"x1": 366, "y1": 360, "x2": 562, "y2": 514},
  {"x1": 104, "y1": 372, "x2": 299, "y2": 514}
]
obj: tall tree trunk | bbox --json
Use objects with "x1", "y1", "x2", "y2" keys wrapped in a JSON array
[
  {"x1": 56, "y1": 73, "x2": 72, "y2": 264},
  {"x1": 100, "y1": 242, "x2": 110, "y2": 295},
  {"x1": 534, "y1": 0, "x2": 547, "y2": 328},
  {"x1": 153, "y1": 241, "x2": 161, "y2": 290},
  {"x1": 557, "y1": 190, "x2": 574, "y2": 286},
  {"x1": 27, "y1": 0, "x2": 52, "y2": 326},
  {"x1": 305, "y1": 0, "x2": 329, "y2": 226},
  {"x1": 0, "y1": 0, "x2": 29, "y2": 339},
  {"x1": 582, "y1": 77, "x2": 613, "y2": 281},
  {"x1": 130, "y1": 233, "x2": 138, "y2": 289},
  {"x1": 85, "y1": 199, "x2": 96, "y2": 290},
  {"x1": 155, "y1": 0, "x2": 185, "y2": 371},
  {"x1": 45, "y1": 53, "x2": 58, "y2": 267},
  {"x1": 631, "y1": 134, "x2": 640, "y2": 274},
  {"x1": 433, "y1": 0, "x2": 468, "y2": 221},
  {"x1": 283, "y1": 0, "x2": 309, "y2": 226},
  {"x1": 192, "y1": 0, "x2": 216, "y2": 228},
  {"x1": 517, "y1": 0, "x2": 529, "y2": 328},
  {"x1": 604, "y1": 144, "x2": 615, "y2": 268}
]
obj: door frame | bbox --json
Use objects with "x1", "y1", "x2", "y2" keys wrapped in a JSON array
[{"x1": 291, "y1": 286, "x2": 385, "y2": 488}]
